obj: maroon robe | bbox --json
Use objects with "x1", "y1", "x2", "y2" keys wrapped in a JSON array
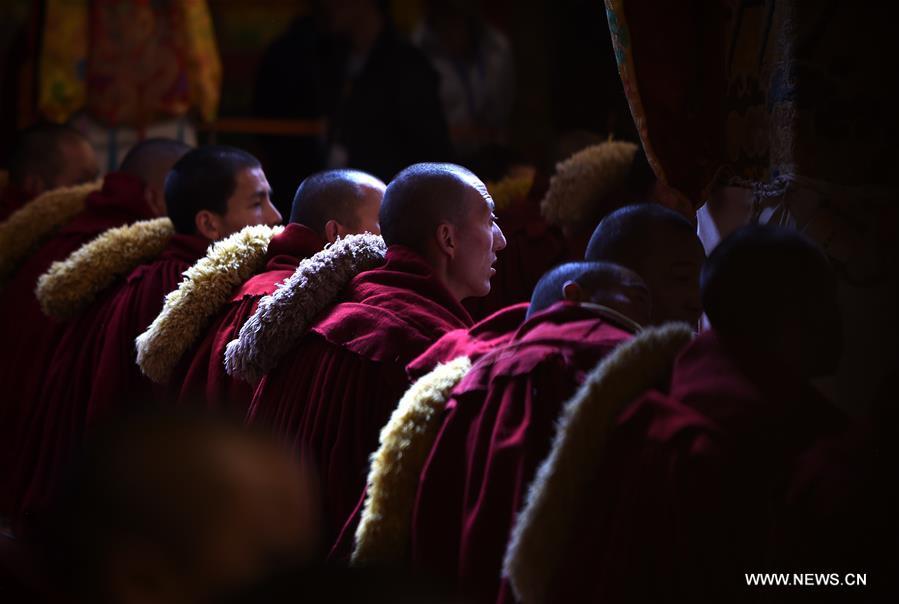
[
  {"x1": 247, "y1": 245, "x2": 473, "y2": 548},
  {"x1": 330, "y1": 301, "x2": 529, "y2": 560},
  {"x1": 463, "y1": 198, "x2": 568, "y2": 321},
  {"x1": 10, "y1": 233, "x2": 209, "y2": 528},
  {"x1": 0, "y1": 173, "x2": 154, "y2": 517},
  {"x1": 546, "y1": 329, "x2": 848, "y2": 602},
  {"x1": 174, "y1": 223, "x2": 325, "y2": 411},
  {"x1": 410, "y1": 302, "x2": 636, "y2": 603}
]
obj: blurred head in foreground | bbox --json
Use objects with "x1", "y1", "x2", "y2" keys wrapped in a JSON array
[{"x1": 48, "y1": 407, "x2": 321, "y2": 604}]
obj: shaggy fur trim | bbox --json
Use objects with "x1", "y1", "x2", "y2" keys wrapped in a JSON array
[
  {"x1": 503, "y1": 323, "x2": 694, "y2": 604},
  {"x1": 36, "y1": 218, "x2": 175, "y2": 320},
  {"x1": 540, "y1": 141, "x2": 638, "y2": 228},
  {"x1": 0, "y1": 180, "x2": 101, "y2": 285},
  {"x1": 135, "y1": 224, "x2": 284, "y2": 383},
  {"x1": 224, "y1": 233, "x2": 387, "y2": 383},
  {"x1": 352, "y1": 356, "x2": 473, "y2": 565}
]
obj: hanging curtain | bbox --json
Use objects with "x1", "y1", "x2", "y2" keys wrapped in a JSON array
[{"x1": 39, "y1": 0, "x2": 221, "y2": 127}]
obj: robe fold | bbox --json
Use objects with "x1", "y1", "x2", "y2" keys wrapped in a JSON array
[
  {"x1": 544, "y1": 329, "x2": 849, "y2": 602},
  {"x1": 248, "y1": 245, "x2": 473, "y2": 548},
  {"x1": 0, "y1": 173, "x2": 153, "y2": 518},
  {"x1": 329, "y1": 302, "x2": 529, "y2": 561},
  {"x1": 10, "y1": 233, "x2": 209, "y2": 529},
  {"x1": 410, "y1": 302, "x2": 636, "y2": 603},
  {"x1": 175, "y1": 223, "x2": 326, "y2": 410}
]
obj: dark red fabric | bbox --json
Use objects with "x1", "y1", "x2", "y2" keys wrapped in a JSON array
[
  {"x1": 330, "y1": 301, "x2": 529, "y2": 560},
  {"x1": 546, "y1": 329, "x2": 849, "y2": 602},
  {"x1": 463, "y1": 199, "x2": 568, "y2": 321},
  {"x1": 0, "y1": 172, "x2": 152, "y2": 518},
  {"x1": 10, "y1": 233, "x2": 208, "y2": 529},
  {"x1": 174, "y1": 223, "x2": 325, "y2": 411},
  {"x1": 409, "y1": 302, "x2": 634, "y2": 603},
  {"x1": 407, "y1": 302, "x2": 529, "y2": 380},
  {"x1": 0, "y1": 183, "x2": 33, "y2": 221},
  {"x1": 248, "y1": 246, "x2": 473, "y2": 550}
]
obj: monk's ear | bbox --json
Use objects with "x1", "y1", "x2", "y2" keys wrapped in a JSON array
[
  {"x1": 195, "y1": 210, "x2": 221, "y2": 241},
  {"x1": 562, "y1": 280, "x2": 583, "y2": 302},
  {"x1": 144, "y1": 186, "x2": 166, "y2": 218},
  {"x1": 323, "y1": 219, "x2": 342, "y2": 244},
  {"x1": 435, "y1": 222, "x2": 456, "y2": 258}
]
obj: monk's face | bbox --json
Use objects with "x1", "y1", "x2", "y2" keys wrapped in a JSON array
[
  {"x1": 209, "y1": 167, "x2": 283, "y2": 240},
  {"x1": 640, "y1": 227, "x2": 705, "y2": 326},
  {"x1": 445, "y1": 179, "x2": 507, "y2": 299}
]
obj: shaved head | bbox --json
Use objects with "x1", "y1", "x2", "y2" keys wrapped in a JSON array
[
  {"x1": 379, "y1": 162, "x2": 485, "y2": 251},
  {"x1": 702, "y1": 225, "x2": 841, "y2": 376},
  {"x1": 528, "y1": 261, "x2": 650, "y2": 325},
  {"x1": 585, "y1": 203, "x2": 704, "y2": 326},
  {"x1": 50, "y1": 408, "x2": 319, "y2": 602},
  {"x1": 119, "y1": 138, "x2": 191, "y2": 196},
  {"x1": 289, "y1": 170, "x2": 385, "y2": 240},
  {"x1": 8, "y1": 123, "x2": 99, "y2": 195}
]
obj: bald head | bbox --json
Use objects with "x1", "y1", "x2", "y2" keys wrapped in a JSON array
[
  {"x1": 379, "y1": 162, "x2": 507, "y2": 301},
  {"x1": 586, "y1": 203, "x2": 704, "y2": 326},
  {"x1": 380, "y1": 163, "x2": 480, "y2": 250},
  {"x1": 528, "y1": 261, "x2": 650, "y2": 326},
  {"x1": 9, "y1": 123, "x2": 99, "y2": 196},
  {"x1": 290, "y1": 170, "x2": 385, "y2": 243},
  {"x1": 51, "y1": 408, "x2": 319, "y2": 602},
  {"x1": 119, "y1": 138, "x2": 191, "y2": 192},
  {"x1": 702, "y1": 225, "x2": 841, "y2": 377}
]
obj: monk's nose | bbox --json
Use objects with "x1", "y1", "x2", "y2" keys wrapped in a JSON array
[{"x1": 493, "y1": 224, "x2": 507, "y2": 251}]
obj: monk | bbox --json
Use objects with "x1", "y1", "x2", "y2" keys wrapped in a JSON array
[
  {"x1": 507, "y1": 226, "x2": 850, "y2": 603},
  {"x1": 405, "y1": 261, "x2": 653, "y2": 603},
  {"x1": 167, "y1": 170, "x2": 385, "y2": 411},
  {"x1": 0, "y1": 123, "x2": 99, "y2": 220},
  {"x1": 240, "y1": 163, "x2": 507, "y2": 548},
  {"x1": 10, "y1": 146, "x2": 281, "y2": 530},
  {"x1": 46, "y1": 408, "x2": 320, "y2": 604},
  {"x1": 585, "y1": 203, "x2": 705, "y2": 326},
  {"x1": 0, "y1": 138, "x2": 188, "y2": 519}
]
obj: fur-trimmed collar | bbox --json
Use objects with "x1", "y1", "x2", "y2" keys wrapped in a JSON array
[
  {"x1": 502, "y1": 323, "x2": 694, "y2": 604},
  {"x1": 0, "y1": 180, "x2": 101, "y2": 285},
  {"x1": 352, "y1": 356, "x2": 473, "y2": 565},
  {"x1": 135, "y1": 224, "x2": 283, "y2": 383},
  {"x1": 36, "y1": 217, "x2": 176, "y2": 320},
  {"x1": 224, "y1": 233, "x2": 387, "y2": 383},
  {"x1": 540, "y1": 141, "x2": 638, "y2": 228}
]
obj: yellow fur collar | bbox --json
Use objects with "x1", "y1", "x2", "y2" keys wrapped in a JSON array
[
  {"x1": 36, "y1": 217, "x2": 175, "y2": 320},
  {"x1": 0, "y1": 180, "x2": 101, "y2": 285},
  {"x1": 135, "y1": 224, "x2": 284, "y2": 384},
  {"x1": 352, "y1": 356, "x2": 473, "y2": 566},
  {"x1": 540, "y1": 141, "x2": 638, "y2": 228},
  {"x1": 503, "y1": 323, "x2": 694, "y2": 604}
]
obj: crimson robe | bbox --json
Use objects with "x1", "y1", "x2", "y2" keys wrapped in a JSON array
[
  {"x1": 10, "y1": 233, "x2": 209, "y2": 528},
  {"x1": 330, "y1": 301, "x2": 529, "y2": 560},
  {"x1": 463, "y1": 196, "x2": 568, "y2": 321},
  {"x1": 545, "y1": 329, "x2": 849, "y2": 602},
  {"x1": 247, "y1": 245, "x2": 473, "y2": 548},
  {"x1": 0, "y1": 173, "x2": 154, "y2": 518},
  {"x1": 410, "y1": 302, "x2": 636, "y2": 603},
  {"x1": 174, "y1": 223, "x2": 325, "y2": 411}
]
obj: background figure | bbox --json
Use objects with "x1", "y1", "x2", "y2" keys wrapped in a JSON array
[
  {"x1": 412, "y1": 0, "x2": 515, "y2": 158},
  {"x1": 46, "y1": 407, "x2": 320, "y2": 604}
]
